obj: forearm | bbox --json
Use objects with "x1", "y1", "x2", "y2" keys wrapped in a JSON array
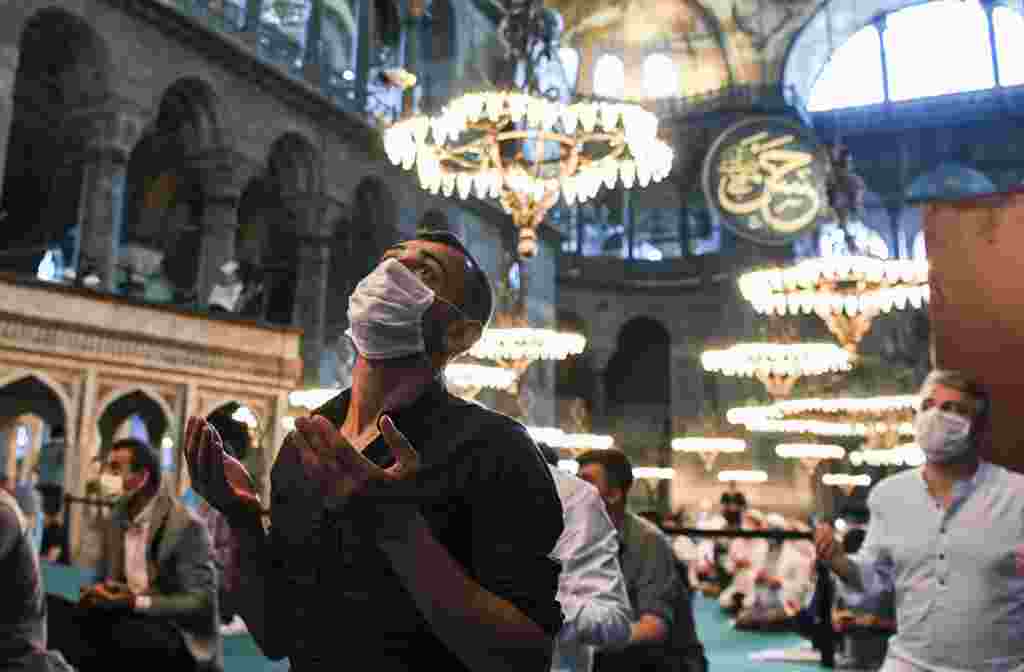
[
  {"x1": 628, "y1": 614, "x2": 669, "y2": 645},
  {"x1": 379, "y1": 513, "x2": 552, "y2": 672},
  {"x1": 228, "y1": 520, "x2": 286, "y2": 660}
]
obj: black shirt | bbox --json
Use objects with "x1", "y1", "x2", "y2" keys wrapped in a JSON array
[{"x1": 266, "y1": 381, "x2": 565, "y2": 672}]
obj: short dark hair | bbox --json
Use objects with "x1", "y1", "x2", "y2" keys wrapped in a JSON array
[
  {"x1": 111, "y1": 438, "x2": 162, "y2": 486},
  {"x1": 576, "y1": 449, "x2": 634, "y2": 494},
  {"x1": 537, "y1": 442, "x2": 559, "y2": 467},
  {"x1": 416, "y1": 230, "x2": 494, "y2": 328},
  {"x1": 206, "y1": 408, "x2": 251, "y2": 461}
]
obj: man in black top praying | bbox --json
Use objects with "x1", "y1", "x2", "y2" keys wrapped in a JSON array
[{"x1": 185, "y1": 231, "x2": 565, "y2": 672}]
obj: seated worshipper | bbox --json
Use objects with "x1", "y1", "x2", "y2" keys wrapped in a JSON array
[
  {"x1": 577, "y1": 450, "x2": 708, "y2": 672},
  {"x1": 719, "y1": 509, "x2": 771, "y2": 614},
  {"x1": 48, "y1": 438, "x2": 221, "y2": 672},
  {"x1": 184, "y1": 231, "x2": 565, "y2": 672},
  {"x1": 538, "y1": 442, "x2": 632, "y2": 672},
  {"x1": 816, "y1": 369, "x2": 1024, "y2": 672},
  {"x1": 0, "y1": 486, "x2": 74, "y2": 671},
  {"x1": 201, "y1": 409, "x2": 252, "y2": 626},
  {"x1": 690, "y1": 513, "x2": 728, "y2": 596},
  {"x1": 736, "y1": 517, "x2": 816, "y2": 631}
]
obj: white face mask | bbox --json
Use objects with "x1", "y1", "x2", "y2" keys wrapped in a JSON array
[
  {"x1": 914, "y1": 408, "x2": 972, "y2": 464},
  {"x1": 99, "y1": 473, "x2": 124, "y2": 498},
  {"x1": 345, "y1": 258, "x2": 437, "y2": 360}
]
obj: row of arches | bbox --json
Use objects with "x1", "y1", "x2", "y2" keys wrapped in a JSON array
[{"x1": 0, "y1": 7, "x2": 414, "y2": 332}]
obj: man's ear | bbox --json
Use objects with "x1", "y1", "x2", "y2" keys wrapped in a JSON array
[{"x1": 446, "y1": 318, "x2": 483, "y2": 356}]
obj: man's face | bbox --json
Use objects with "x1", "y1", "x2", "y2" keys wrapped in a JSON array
[
  {"x1": 577, "y1": 462, "x2": 621, "y2": 510},
  {"x1": 107, "y1": 448, "x2": 148, "y2": 493},
  {"x1": 381, "y1": 240, "x2": 470, "y2": 309},
  {"x1": 379, "y1": 239, "x2": 478, "y2": 357},
  {"x1": 919, "y1": 382, "x2": 975, "y2": 421}
]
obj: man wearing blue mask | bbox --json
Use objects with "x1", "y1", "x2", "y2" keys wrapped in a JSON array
[
  {"x1": 184, "y1": 231, "x2": 565, "y2": 672},
  {"x1": 815, "y1": 369, "x2": 1024, "y2": 672}
]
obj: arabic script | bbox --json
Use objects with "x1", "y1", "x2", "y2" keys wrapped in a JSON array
[{"x1": 716, "y1": 131, "x2": 822, "y2": 234}]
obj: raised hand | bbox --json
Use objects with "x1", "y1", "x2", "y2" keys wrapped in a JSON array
[
  {"x1": 184, "y1": 416, "x2": 263, "y2": 524},
  {"x1": 290, "y1": 414, "x2": 421, "y2": 533},
  {"x1": 814, "y1": 523, "x2": 839, "y2": 565}
]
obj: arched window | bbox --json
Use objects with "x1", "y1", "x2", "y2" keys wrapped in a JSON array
[
  {"x1": 808, "y1": 26, "x2": 885, "y2": 111},
  {"x1": 560, "y1": 47, "x2": 580, "y2": 91},
  {"x1": 593, "y1": 54, "x2": 625, "y2": 99},
  {"x1": 884, "y1": 0, "x2": 993, "y2": 101},
  {"x1": 642, "y1": 53, "x2": 678, "y2": 99},
  {"x1": 994, "y1": 6, "x2": 1024, "y2": 86},
  {"x1": 807, "y1": 0, "x2": 1024, "y2": 111}
]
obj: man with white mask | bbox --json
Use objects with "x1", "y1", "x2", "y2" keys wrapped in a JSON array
[
  {"x1": 815, "y1": 369, "x2": 1024, "y2": 672},
  {"x1": 184, "y1": 231, "x2": 565, "y2": 672}
]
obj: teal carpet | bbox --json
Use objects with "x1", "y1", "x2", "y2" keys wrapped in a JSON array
[
  {"x1": 693, "y1": 595, "x2": 820, "y2": 671},
  {"x1": 42, "y1": 562, "x2": 819, "y2": 671}
]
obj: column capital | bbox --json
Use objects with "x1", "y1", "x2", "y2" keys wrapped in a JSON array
[
  {"x1": 283, "y1": 192, "x2": 335, "y2": 239},
  {"x1": 189, "y1": 147, "x2": 250, "y2": 203},
  {"x1": 63, "y1": 97, "x2": 145, "y2": 159}
]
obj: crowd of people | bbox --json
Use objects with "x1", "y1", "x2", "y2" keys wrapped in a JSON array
[{"x1": 3, "y1": 230, "x2": 1024, "y2": 672}]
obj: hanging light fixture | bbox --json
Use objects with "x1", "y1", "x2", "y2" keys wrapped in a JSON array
[
  {"x1": 701, "y1": 342, "x2": 853, "y2": 398},
  {"x1": 444, "y1": 363, "x2": 519, "y2": 400},
  {"x1": 672, "y1": 437, "x2": 747, "y2": 472},
  {"x1": 380, "y1": 0, "x2": 673, "y2": 258},
  {"x1": 633, "y1": 467, "x2": 676, "y2": 480},
  {"x1": 774, "y1": 442, "x2": 846, "y2": 474},
  {"x1": 849, "y1": 443, "x2": 925, "y2": 467},
  {"x1": 737, "y1": 257, "x2": 929, "y2": 357},
  {"x1": 718, "y1": 469, "x2": 768, "y2": 483},
  {"x1": 526, "y1": 426, "x2": 615, "y2": 452},
  {"x1": 728, "y1": 395, "x2": 917, "y2": 439},
  {"x1": 822, "y1": 472, "x2": 872, "y2": 496}
]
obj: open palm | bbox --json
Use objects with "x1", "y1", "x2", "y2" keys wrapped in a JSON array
[{"x1": 184, "y1": 416, "x2": 263, "y2": 523}]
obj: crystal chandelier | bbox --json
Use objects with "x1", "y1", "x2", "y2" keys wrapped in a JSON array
[
  {"x1": 822, "y1": 472, "x2": 872, "y2": 496},
  {"x1": 728, "y1": 395, "x2": 917, "y2": 440},
  {"x1": 469, "y1": 324, "x2": 587, "y2": 363},
  {"x1": 774, "y1": 442, "x2": 846, "y2": 474},
  {"x1": 381, "y1": 0, "x2": 673, "y2": 258},
  {"x1": 526, "y1": 426, "x2": 615, "y2": 452},
  {"x1": 671, "y1": 437, "x2": 747, "y2": 472},
  {"x1": 717, "y1": 469, "x2": 768, "y2": 483},
  {"x1": 701, "y1": 342, "x2": 853, "y2": 398},
  {"x1": 738, "y1": 257, "x2": 929, "y2": 357},
  {"x1": 849, "y1": 443, "x2": 925, "y2": 468},
  {"x1": 444, "y1": 363, "x2": 519, "y2": 400},
  {"x1": 633, "y1": 467, "x2": 676, "y2": 480}
]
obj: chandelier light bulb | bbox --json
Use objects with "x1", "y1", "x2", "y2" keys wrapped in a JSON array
[
  {"x1": 775, "y1": 443, "x2": 846, "y2": 460},
  {"x1": 672, "y1": 437, "x2": 747, "y2": 453},
  {"x1": 718, "y1": 469, "x2": 768, "y2": 483},
  {"x1": 822, "y1": 473, "x2": 872, "y2": 488}
]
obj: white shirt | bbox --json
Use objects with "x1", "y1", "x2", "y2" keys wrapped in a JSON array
[
  {"x1": 124, "y1": 497, "x2": 156, "y2": 595},
  {"x1": 548, "y1": 466, "x2": 632, "y2": 672},
  {"x1": 842, "y1": 461, "x2": 1024, "y2": 672}
]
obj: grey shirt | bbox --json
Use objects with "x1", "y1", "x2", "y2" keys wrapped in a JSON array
[
  {"x1": 0, "y1": 489, "x2": 44, "y2": 658},
  {"x1": 842, "y1": 461, "x2": 1024, "y2": 671}
]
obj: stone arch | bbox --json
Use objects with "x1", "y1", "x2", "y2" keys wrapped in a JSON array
[
  {"x1": 94, "y1": 387, "x2": 175, "y2": 465},
  {"x1": 556, "y1": 310, "x2": 598, "y2": 432},
  {"x1": 0, "y1": 372, "x2": 74, "y2": 492},
  {"x1": 0, "y1": 7, "x2": 113, "y2": 274},
  {"x1": 351, "y1": 177, "x2": 399, "y2": 283},
  {"x1": 604, "y1": 316, "x2": 673, "y2": 506},
  {"x1": 268, "y1": 132, "x2": 322, "y2": 196},
  {"x1": 120, "y1": 78, "x2": 228, "y2": 304}
]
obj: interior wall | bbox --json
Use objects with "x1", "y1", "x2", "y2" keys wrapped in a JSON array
[{"x1": 924, "y1": 189, "x2": 1024, "y2": 472}]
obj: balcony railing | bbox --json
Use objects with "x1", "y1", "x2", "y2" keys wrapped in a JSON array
[{"x1": 163, "y1": 0, "x2": 378, "y2": 120}]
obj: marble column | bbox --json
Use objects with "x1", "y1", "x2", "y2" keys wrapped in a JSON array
[
  {"x1": 0, "y1": 43, "x2": 21, "y2": 195},
  {"x1": 287, "y1": 194, "x2": 332, "y2": 386},
  {"x1": 195, "y1": 150, "x2": 242, "y2": 307},
  {"x1": 77, "y1": 145, "x2": 128, "y2": 292},
  {"x1": 294, "y1": 235, "x2": 332, "y2": 386}
]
